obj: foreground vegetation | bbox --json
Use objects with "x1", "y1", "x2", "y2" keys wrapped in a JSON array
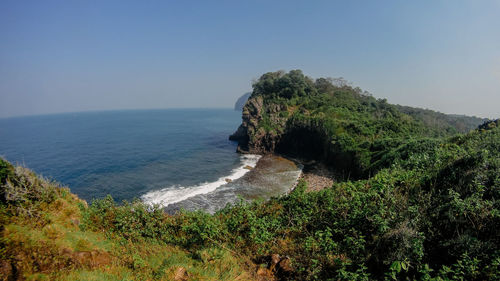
[
  {"x1": 0, "y1": 160, "x2": 257, "y2": 280},
  {"x1": 1, "y1": 71, "x2": 499, "y2": 280}
]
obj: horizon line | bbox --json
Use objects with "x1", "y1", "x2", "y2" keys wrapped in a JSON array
[{"x1": 0, "y1": 107, "x2": 237, "y2": 120}]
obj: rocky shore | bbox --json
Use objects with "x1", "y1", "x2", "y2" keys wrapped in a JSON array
[
  {"x1": 164, "y1": 154, "x2": 302, "y2": 214},
  {"x1": 251, "y1": 154, "x2": 335, "y2": 194},
  {"x1": 238, "y1": 154, "x2": 302, "y2": 199},
  {"x1": 298, "y1": 160, "x2": 335, "y2": 192}
]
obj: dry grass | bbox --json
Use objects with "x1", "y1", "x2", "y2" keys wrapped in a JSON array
[{"x1": 1, "y1": 160, "x2": 259, "y2": 280}]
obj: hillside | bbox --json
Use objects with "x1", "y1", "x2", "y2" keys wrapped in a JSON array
[
  {"x1": 0, "y1": 159, "x2": 259, "y2": 280},
  {"x1": 233, "y1": 92, "x2": 486, "y2": 134},
  {"x1": 1, "y1": 70, "x2": 499, "y2": 280},
  {"x1": 230, "y1": 70, "x2": 491, "y2": 179},
  {"x1": 394, "y1": 105, "x2": 487, "y2": 133}
]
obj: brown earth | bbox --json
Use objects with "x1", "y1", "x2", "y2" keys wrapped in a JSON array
[{"x1": 299, "y1": 161, "x2": 335, "y2": 192}]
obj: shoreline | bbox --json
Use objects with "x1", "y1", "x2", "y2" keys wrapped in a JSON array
[
  {"x1": 298, "y1": 160, "x2": 336, "y2": 191},
  {"x1": 162, "y1": 153, "x2": 301, "y2": 214},
  {"x1": 147, "y1": 153, "x2": 332, "y2": 214},
  {"x1": 142, "y1": 154, "x2": 261, "y2": 208},
  {"x1": 250, "y1": 153, "x2": 335, "y2": 193},
  {"x1": 239, "y1": 153, "x2": 302, "y2": 194}
]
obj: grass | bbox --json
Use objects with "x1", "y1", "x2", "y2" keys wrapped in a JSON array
[{"x1": 0, "y1": 159, "x2": 259, "y2": 281}]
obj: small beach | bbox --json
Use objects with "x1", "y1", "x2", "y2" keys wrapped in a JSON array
[
  {"x1": 163, "y1": 154, "x2": 302, "y2": 214},
  {"x1": 299, "y1": 161, "x2": 336, "y2": 192}
]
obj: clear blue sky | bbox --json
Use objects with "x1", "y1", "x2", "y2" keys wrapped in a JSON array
[{"x1": 1, "y1": 0, "x2": 499, "y2": 118}]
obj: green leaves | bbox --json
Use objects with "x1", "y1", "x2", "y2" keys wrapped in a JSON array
[
  {"x1": 387, "y1": 260, "x2": 410, "y2": 280},
  {"x1": 253, "y1": 70, "x2": 317, "y2": 99},
  {"x1": 74, "y1": 112, "x2": 499, "y2": 280}
]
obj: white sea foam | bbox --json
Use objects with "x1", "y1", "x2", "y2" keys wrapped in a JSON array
[{"x1": 141, "y1": 154, "x2": 261, "y2": 207}]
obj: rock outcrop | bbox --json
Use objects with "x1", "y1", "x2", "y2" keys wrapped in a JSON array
[
  {"x1": 229, "y1": 93, "x2": 330, "y2": 160},
  {"x1": 230, "y1": 70, "x2": 494, "y2": 181},
  {"x1": 229, "y1": 95, "x2": 289, "y2": 154}
]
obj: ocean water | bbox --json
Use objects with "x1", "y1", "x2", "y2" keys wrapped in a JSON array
[{"x1": 0, "y1": 109, "x2": 301, "y2": 212}]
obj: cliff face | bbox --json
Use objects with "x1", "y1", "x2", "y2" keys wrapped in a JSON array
[
  {"x1": 229, "y1": 95, "x2": 288, "y2": 154},
  {"x1": 229, "y1": 70, "x2": 494, "y2": 179},
  {"x1": 230, "y1": 95, "x2": 334, "y2": 168}
]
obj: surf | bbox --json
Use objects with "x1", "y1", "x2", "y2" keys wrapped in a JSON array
[{"x1": 141, "y1": 154, "x2": 261, "y2": 207}]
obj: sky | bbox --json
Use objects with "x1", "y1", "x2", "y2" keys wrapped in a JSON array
[{"x1": 0, "y1": 0, "x2": 499, "y2": 119}]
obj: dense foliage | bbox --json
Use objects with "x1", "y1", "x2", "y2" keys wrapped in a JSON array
[
  {"x1": 244, "y1": 70, "x2": 487, "y2": 179},
  {"x1": 395, "y1": 105, "x2": 486, "y2": 134},
  {"x1": 80, "y1": 122, "x2": 499, "y2": 280},
  {"x1": 0, "y1": 160, "x2": 256, "y2": 280},
  {"x1": 1, "y1": 70, "x2": 498, "y2": 280}
]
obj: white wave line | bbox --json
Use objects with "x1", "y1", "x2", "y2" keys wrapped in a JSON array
[{"x1": 141, "y1": 154, "x2": 261, "y2": 207}]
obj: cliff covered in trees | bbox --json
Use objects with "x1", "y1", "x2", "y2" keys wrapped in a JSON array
[{"x1": 230, "y1": 70, "x2": 487, "y2": 179}]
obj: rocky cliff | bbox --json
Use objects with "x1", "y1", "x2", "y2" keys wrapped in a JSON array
[
  {"x1": 229, "y1": 95, "x2": 288, "y2": 153},
  {"x1": 229, "y1": 93, "x2": 335, "y2": 165},
  {"x1": 229, "y1": 70, "x2": 492, "y2": 178}
]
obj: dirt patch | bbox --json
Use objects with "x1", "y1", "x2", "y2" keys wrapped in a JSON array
[{"x1": 299, "y1": 161, "x2": 335, "y2": 192}]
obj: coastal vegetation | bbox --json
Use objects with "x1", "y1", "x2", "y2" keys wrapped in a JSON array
[{"x1": 1, "y1": 70, "x2": 499, "y2": 280}]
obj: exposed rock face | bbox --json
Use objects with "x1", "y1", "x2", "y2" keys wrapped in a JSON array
[{"x1": 229, "y1": 95, "x2": 288, "y2": 154}]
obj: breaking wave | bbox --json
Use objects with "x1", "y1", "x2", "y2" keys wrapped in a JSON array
[{"x1": 141, "y1": 154, "x2": 261, "y2": 207}]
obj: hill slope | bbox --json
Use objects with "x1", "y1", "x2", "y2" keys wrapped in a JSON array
[
  {"x1": 2, "y1": 120, "x2": 499, "y2": 280},
  {"x1": 1, "y1": 70, "x2": 499, "y2": 280},
  {"x1": 395, "y1": 105, "x2": 487, "y2": 133},
  {"x1": 230, "y1": 70, "x2": 491, "y2": 179},
  {"x1": 0, "y1": 164, "x2": 258, "y2": 280}
]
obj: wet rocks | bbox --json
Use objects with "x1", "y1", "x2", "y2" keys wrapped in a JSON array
[{"x1": 238, "y1": 155, "x2": 301, "y2": 200}]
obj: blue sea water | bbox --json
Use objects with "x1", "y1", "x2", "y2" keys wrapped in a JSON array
[{"x1": 0, "y1": 109, "x2": 246, "y2": 204}]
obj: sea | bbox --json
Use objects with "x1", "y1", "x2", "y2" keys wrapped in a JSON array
[{"x1": 0, "y1": 109, "x2": 301, "y2": 213}]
